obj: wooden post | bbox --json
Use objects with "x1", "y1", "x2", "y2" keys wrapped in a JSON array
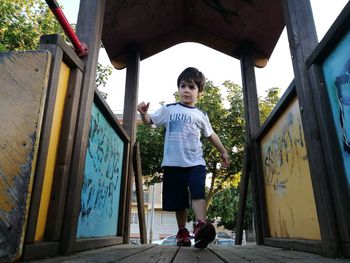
[
  {"x1": 122, "y1": 46, "x2": 140, "y2": 244},
  {"x1": 133, "y1": 143, "x2": 147, "y2": 244},
  {"x1": 240, "y1": 47, "x2": 269, "y2": 245},
  {"x1": 235, "y1": 144, "x2": 250, "y2": 245},
  {"x1": 282, "y1": 0, "x2": 340, "y2": 257},
  {"x1": 60, "y1": 0, "x2": 105, "y2": 254}
]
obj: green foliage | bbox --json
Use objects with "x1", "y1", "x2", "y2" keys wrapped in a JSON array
[
  {"x1": 136, "y1": 123, "x2": 164, "y2": 186},
  {"x1": 0, "y1": 0, "x2": 112, "y2": 90},
  {"x1": 207, "y1": 187, "x2": 239, "y2": 230},
  {"x1": 259, "y1": 87, "x2": 281, "y2": 123},
  {"x1": 0, "y1": 0, "x2": 63, "y2": 51},
  {"x1": 96, "y1": 62, "x2": 113, "y2": 89}
]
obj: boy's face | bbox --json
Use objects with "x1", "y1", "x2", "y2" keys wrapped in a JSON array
[{"x1": 178, "y1": 79, "x2": 201, "y2": 107}]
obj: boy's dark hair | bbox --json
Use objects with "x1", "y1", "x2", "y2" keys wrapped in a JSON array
[{"x1": 177, "y1": 67, "x2": 206, "y2": 92}]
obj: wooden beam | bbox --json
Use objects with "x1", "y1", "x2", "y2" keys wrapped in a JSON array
[
  {"x1": 235, "y1": 144, "x2": 250, "y2": 245},
  {"x1": 240, "y1": 47, "x2": 269, "y2": 244},
  {"x1": 122, "y1": 46, "x2": 140, "y2": 243},
  {"x1": 60, "y1": 0, "x2": 106, "y2": 255},
  {"x1": 134, "y1": 143, "x2": 148, "y2": 244},
  {"x1": 282, "y1": 0, "x2": 340, "y2": 257}
]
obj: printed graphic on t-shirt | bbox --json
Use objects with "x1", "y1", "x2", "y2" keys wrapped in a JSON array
[{"x1": 168, "y1": 113, "x2": 200, "y2": 161}]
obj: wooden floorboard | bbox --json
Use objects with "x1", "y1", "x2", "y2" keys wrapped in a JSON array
[
  {"x1": 27, "y1": 244, "x2": 350, "y2": 263},
  {"x1": 118, "y1": 245, "x2": 179, "y2": 263},
  {"x1": 210, "y1": 245, "x2": 350, "y2": 263},
  {"x1": 174, "y1": 247, "x2": 224, "y2": 262}
]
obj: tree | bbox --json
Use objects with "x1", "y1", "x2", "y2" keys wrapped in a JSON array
[
  {"x1": 196, "y1": 81, "x2": 243, "y2": 209},
  {"x1": 259, "y1": 87, "x2": 281, "y2": 123},
  {"x1": 136, "y1": 122, "x2": 164, "y2": 186},
  {"x1": 0, "y1": 0, "x2": 112, "y2": 89}
]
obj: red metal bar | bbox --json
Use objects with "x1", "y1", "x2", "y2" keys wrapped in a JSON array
[{"x1": 45, "y1": 0, "x2": 88, "y2": 57}]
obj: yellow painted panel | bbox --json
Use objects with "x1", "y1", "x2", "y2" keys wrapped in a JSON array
[
  {"x1": 0, "y1": 51, "x2": 51, "y2": 262},
  {"x1": 35, "y1": 62, "x2": 70, "y2": 241},
  {"x1": 261, "y1": 97, "x2": 321, "y2": 240}
]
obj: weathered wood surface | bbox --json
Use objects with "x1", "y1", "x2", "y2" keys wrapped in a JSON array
[
  {"x1": 28, "y1": 244, "x2": 350, "y2": 262},
  {"x1": 0, "y1": 51, "x2": 51, "y2": 262}
]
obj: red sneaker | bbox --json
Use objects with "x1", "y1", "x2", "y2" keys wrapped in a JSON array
[
  {"x1": 176, "y1": 227, "x2": 191, "y2": 246},
  {"x1": 193, "y1": 220, "x2": 216, "y2": 248}
]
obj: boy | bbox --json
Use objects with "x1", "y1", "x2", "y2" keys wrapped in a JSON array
[{"x1": 137, "y1": 67, "x2": 230, "y2": 248}]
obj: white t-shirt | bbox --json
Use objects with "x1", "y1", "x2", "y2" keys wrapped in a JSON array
[{"x1": 150, "y1": 102, "x2": 214, "y2": 167}]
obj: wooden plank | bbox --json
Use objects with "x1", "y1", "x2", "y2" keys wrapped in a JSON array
[
  {"x1": 60, "y1": 0, "x2": 106, "y2": 255},
  {"x1": 26, "y1": 245, "x2": 350, "y2": 262},
  {"x1": 210, "y1": 245, "x2": 284, "y2": 263},
  {"x1": 264, "y1": 237, "x2": 322, "y2": 255},
  {"x1": 23, "y1": 242, "x2": 60, "y2": 261},
  {"x1": 282, "y1": 0, "x2": 341, "y2": 257},
  {"x1": 119, "y1": 245, "x2": 178, "y2": 263},
  {"x1": 26, "y1": 244, "x2": 156, "y2": 262},
  {"x1": 35, "y1": 60, "x2": 70, "y2": 242},
  {"x1": 73, "y1": 236, "x2": 124, "y2": 252},
  {"x1": 210, "y1": 245, "x2": 350, "y2": 263},
  {"x1": 174, "y1": 247, "x2": 223, "y2": 262},
  {"x1": 45, "y1": 68, "x2": 83, "y2": 241},
  {"x1": 0, "y1": 51, "x2": 51, "y2": 262},
  {"x1": 133, "y1": 143, "x2": 147, "y2": 244},
  {"x1": 122, "y1": 47, "x2": 141, "y2": 243},
  {"x1": 235, "y1": 144, "x2": 250, "y2": 245}
]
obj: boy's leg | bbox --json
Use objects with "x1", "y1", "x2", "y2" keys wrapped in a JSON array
[
  {"x1": 176, "y1": 209, "x2": 188, "y2": 227},
  {"x1": 191, "y1": 199, "x2": 206, "y2": 221},
  {"x1": 175, "y1": 209, "x2": 191, "y2": 246},
  {"x1": 187, "y1": 166, "x2": 216, "y2": 249}
]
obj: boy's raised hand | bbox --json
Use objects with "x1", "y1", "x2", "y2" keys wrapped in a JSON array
[{"x1": 137, "y1": 102, "x2": 150, "y2": 114}]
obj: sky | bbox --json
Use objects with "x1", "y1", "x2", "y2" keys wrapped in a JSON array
[{"x1": 55, "y1": 0, "x2": 348, "y2": 113}]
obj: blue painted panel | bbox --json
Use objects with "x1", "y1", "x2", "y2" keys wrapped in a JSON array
[
  {"x1": 77, "y1": 103, "x2": 124, "y2": 238},
  {"x1": 322, "y1": 29, "x2": 350, "y2": 187}
]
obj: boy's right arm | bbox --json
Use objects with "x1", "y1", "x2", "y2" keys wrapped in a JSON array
[{"x1": 137, "y1": 102, "x2": 153, "y2": 125}]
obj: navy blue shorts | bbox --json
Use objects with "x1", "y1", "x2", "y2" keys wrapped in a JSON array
[{"x1": 162, "y1": 165, "x2": 206, "y2": 211}]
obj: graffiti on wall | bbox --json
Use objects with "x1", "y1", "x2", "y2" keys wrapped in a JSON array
[
  {"x1": 261, "y1": 97, "x2": 320, "y2": 239},
  {"x1": 77, "y1": 103, "x2": 124, "y2": 238},
  {"x1": 262, "y1": 98, "x2": 307, "y2": 197},
  {"x1": 322, "y1": 29, "x2": 350, "y2": 187}
]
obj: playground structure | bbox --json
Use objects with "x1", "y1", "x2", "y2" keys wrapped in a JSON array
[{"x1": 1, "y1": 0, "x2": 350, "y2": 262}]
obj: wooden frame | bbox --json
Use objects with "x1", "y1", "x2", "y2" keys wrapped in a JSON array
[
  {"x1": 255, "y1": 82, "x2": 324, "y2": 254},
  {"x1": 63, "y1": 90, "x2": 129, "y2": 254},
  {"x1": 59, "y1": 0, "x2": 107, "y2": 255},
  {"x1": 306, "y1": 2, "x2": 350, "y2": 257},
  {"x1": 24, "y1": 34, "x2": 84, "y2": 260}
]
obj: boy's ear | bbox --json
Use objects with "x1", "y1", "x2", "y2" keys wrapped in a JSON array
[{"x1": 197, "y1": 91, "x2": 203, "y2": 98}]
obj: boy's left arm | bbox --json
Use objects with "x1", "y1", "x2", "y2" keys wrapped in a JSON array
[{"x1": 208, "y1": 133, "x2": 230, "y2": 168}]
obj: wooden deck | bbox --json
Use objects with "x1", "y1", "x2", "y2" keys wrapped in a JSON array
[{"x1": 29, "y1": 244, "x2": 350, "y2": 262}]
